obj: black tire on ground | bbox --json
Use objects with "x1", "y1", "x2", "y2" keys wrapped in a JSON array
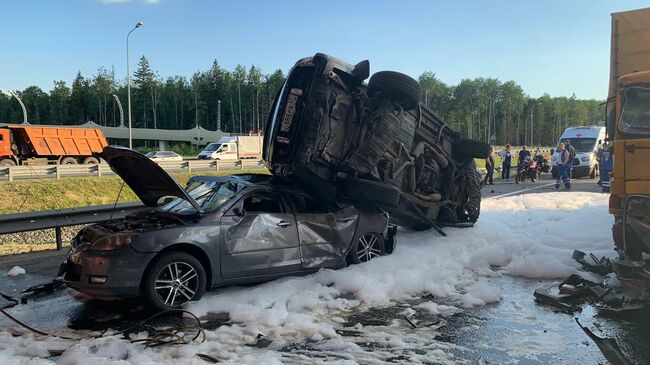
[
  {"x1": 143, "y1": 251, "x2": 207, "y2": 311},
  {"x1": 462, "y1": 160, "x2": 481, "y2": 223},
  {"x1": 342, "y1": 178, "x2": 401, "y2": 208},
  {"x1": 83, "y1": 157, "x2": 99, "y2": 164},
  {"x1": 367, "y1": 71, "x2": 421, "y2": 110},
  {"x1": 515, "y1": 171, "x2": 524, "y2": 184},
  {"x1": 0, "y1": 159, "x2": 16, "y2": 166},
  {"x1": 452, "y1": 138, "x2": 493, "y2": 160},
  {"x1": 61, "y1": 157, "x2": 78, "y2": 165},
  {"x1": 347, "y1": 232, "x2": 385, "y2": 265}
]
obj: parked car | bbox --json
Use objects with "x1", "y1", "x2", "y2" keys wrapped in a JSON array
[
  {"x1": 264, "y1": 53, "x2": 490, "y2": 230},
  {"x1": 60, "y1": 146, "x2": 396, "y2": 310},
  {"x1": 145, "y1": 150, "x2": 184, "y2": 162}
]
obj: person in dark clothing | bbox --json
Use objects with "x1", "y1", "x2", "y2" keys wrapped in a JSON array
[
  {"x1": 517, "y1": 145, "x2": 531, "y2": 174},
  {"x1": 497, "y1": 144, "x2": 513, "y2": 181},
  {"x1": 485, "y1": 148, "x2": 495, "y2": 185},
  {"x1": 564, "y1": 139, "x2": 576, "y2": 178}
]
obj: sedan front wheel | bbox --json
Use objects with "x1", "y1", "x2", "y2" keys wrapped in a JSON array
[
  {"x1": 143, "y1": 252, "x2": 206, "y2": 311},
  {"x1": 348, "y1": 233, "x2": 385, "y2": 265}
]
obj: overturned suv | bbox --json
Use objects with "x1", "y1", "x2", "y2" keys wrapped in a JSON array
[
  {"x1": 60, "y1": 147, "x2": 396, "y2": 310},
  {"x1": 264, "y1": 54, "x2": 490, "y2": 230}
]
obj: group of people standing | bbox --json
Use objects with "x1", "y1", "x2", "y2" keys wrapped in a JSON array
[
  {"x1": 483, "y1": 144, "x2": 532, "y2": 185},
  {"x1": 483, "y1": 139, "x2": 614, "y2": 193}
]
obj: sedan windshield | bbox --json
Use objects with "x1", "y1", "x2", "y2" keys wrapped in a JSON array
[
  {"x1": 160, "y1": 180, "x2": 240, "y2": 215},
  {"x1": 145, "y1": 152, "x2": 156, "y2": 158},
  {"x1": 620, "y1": 85, "x2": 650, "y2": 135}
]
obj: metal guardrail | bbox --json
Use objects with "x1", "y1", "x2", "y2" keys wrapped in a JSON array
[
  {"x1": 0, "y1": 202, "x2": 146, "y2": 250},
  {"x1": 0, "y1": 159, "x2": 265, "y2": 181}
]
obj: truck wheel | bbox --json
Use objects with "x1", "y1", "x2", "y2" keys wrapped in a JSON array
[
  {"x1": 0, "y1": 159, "x2": 16, "y2": 166},
  {"x1": 61, "y1": 157, "x2": 78, "y2": 165},
  {"x1": 342, "y1": 178, "x2": 401, "y2": 208},
  {"x1": 367, "y1": 71, "x2": 421, "y2": 110},
  {"x1": 462, "y1": 160, "x2": 481, "y2": 223},
  {"x1": 83, "y1": 157, "x2": 99, "y2": 164}
]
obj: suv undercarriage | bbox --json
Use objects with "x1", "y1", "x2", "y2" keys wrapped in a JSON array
[{"x1": 264, "y1": 54, "x2": 490, "y2": 230}]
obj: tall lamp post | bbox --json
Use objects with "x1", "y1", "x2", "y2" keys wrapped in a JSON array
[{"x1": 127, "y1": 21, "x2": 143, "y2": 149}]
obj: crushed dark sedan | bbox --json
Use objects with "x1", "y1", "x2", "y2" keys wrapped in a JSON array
[{"x1": 60, "y1": 146, "x2": 396, "y2": 310}]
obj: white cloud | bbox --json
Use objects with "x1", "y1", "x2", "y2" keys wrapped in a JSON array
[{"x1": 143, "y1": 0, "x2": 160, "y2": 3}]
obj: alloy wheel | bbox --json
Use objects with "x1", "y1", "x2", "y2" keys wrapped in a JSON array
[
  {"x1": 154, "y1": 262, "x2": 199, "y2": 307},
  {"x1": 356, "y1": 233, "x2": 382, "y2": 262}
]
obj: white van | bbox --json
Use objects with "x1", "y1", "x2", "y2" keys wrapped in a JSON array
[
  {"x1": 551, "y1": 125, "x2": 606, "y2": 178},
  {"x1": 197, "y1": 136, "x2": 262, "y2": 161}
]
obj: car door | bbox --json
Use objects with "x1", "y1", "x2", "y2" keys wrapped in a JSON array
[
  {"x1": 220, "y1": 189, "x2": 301, "y2": 278},
  {"x1": 289, "y1": 192, "x2": 359, "y2": 269}
]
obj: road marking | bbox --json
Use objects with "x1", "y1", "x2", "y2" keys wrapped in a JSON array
[{"x1": 488, "y1": 182, "x2": 556, "y2": 200}]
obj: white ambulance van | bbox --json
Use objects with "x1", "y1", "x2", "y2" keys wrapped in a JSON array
[{"x1": 551, "y1": 125, "x2": 606, "y2": 178}]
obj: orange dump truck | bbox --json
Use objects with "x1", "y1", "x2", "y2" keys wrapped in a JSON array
[{"x1": 0, "y1": 125, "x2": 108, "y2": 166}]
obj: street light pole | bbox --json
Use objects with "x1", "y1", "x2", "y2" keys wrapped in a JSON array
[{"x1": 127, "y1": 21, "x2": 143, "y2": 149}]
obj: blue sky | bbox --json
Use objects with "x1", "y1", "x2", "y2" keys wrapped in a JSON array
[{"x1": 1, "y1": 0, "x2": 648, "y2": 99}]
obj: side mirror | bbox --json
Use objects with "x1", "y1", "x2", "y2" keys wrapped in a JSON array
[
  {"x1": 352, "y1": 60, "x2": 370, "y2": 80},
  {"x1": 233, "y1": 207, "x2": 245, "y2": 216},
  {"x1": 157, "y1": 196, "x2": 175, "y2": 207}
]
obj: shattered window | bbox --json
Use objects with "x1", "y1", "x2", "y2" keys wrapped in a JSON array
[
  {"x1": 620, "y1": 85, "x2": 650, "y2": 135},
  {"x1": 160, "y1": 180, "x2": 239, "y2": 214}
]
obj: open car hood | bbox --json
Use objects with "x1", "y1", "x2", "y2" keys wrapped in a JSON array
[{"x1": 98, "y1": 146, "x2": 203, "y2": 212}]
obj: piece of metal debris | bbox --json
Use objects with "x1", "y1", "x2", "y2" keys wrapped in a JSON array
[
  {"x1": 573, "y1": 250, "x2": 613, "y2": 275},
  {"x1": 196, "y1": 353, "x2": 222, "y2": 363},
  {"x1": 20, "y1": 279, "x2": 65, "y2": 304},
  {"x1": 575, "y1": 318, "x2": 634, "y2": 365}
]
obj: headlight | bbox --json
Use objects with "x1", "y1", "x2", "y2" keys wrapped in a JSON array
[
  {"x1": 581, "y1": 156, "x2": 591, "y2": 162},
  {"x1": 90, "y1": 233, "x2": 138, "y2": 251}
]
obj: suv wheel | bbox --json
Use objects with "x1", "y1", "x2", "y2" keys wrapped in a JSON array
[
  {"x1": 367, "y1": 71, "x2": 421, "y2": 110},
  {"x1": 143, "y1": 252, "x2": 206, "y2": 311},
  {"x1": 348, "y1": 233, "x2": 385, "y2": 265},
  {"x1": 462, "y1": 160, "x2": 481, "y2": 223}
]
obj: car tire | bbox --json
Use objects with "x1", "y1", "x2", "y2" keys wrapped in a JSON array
[
  {"x1": 462, "y1": 160, "x2": 481, "y2": 223},
  {"x1": 143, "y1": 252, "x2": 206, "y2": 311},
  {"x1": 61, "y1": 157, "x2": 78, "y2": 165},
  {"x1": 452, "y1": 138, "x2": 493, "y2": 160},
  {"x1": 83, "y1": 157, "x2": 99, "y2": 164},
  {"x1": 348, "y1": 233, "x2": 385, "y2": 265},
  {"x1": 342, "y1": 178, "x2": 401, "y2": 208},
  {"x1": 367, "y1": 71, "x2": 421, "y2": 110}
]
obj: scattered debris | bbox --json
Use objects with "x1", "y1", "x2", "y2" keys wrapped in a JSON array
[
  {"x1": 196, "y1": 353, "x2": 222, "y2": 363},
  {"x1": 575, "y1": 318, "x2": 634, "y2": 365},
  {"x1": 534, "y1": 274, "x2": 648, "y2": 313},
  {"x1": 0, "y1": 291, "x2": 18, "y2": 310},
  {"x1": 404, "y1": 316, "x2": 418, "y2": 329},
  {"x1": 246, "y1": 334, "x2": 272, "y2": 348},
  {"x1": 6, "y1": 266, "x2": 25, "y2": 277},
  {"x1": 573, "y1": 250, "x2": 613, "y2": 275},
  {"x1": 20, "y1": 278, "x2": 65, "y2": 304}
]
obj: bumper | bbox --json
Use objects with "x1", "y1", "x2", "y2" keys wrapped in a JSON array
[
  {"x1": 61, "y1": 246, "x2": 155, "y2": 299},
  {"x1": 552, "y1": 164, "x2": 592, "y2": 177}
]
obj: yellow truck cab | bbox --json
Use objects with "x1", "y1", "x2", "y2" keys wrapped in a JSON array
[{"x1": 607, "y1": 8, "x2": 650, "y2": 249}]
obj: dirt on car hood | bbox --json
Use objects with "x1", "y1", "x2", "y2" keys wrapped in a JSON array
[{"x1": 98, "y1": 146, "x2": 203, "y2": 212}]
